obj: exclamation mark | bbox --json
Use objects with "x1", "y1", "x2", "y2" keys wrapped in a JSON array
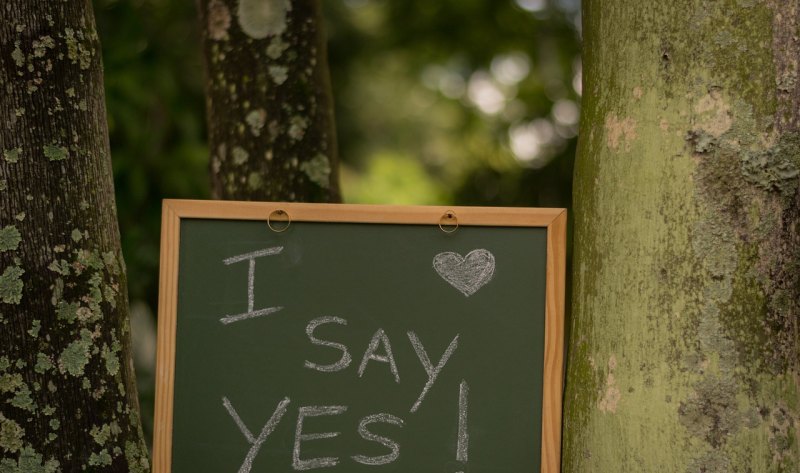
[{"x1": 456, "y1": 379, "x2": 469, "y2": 472}]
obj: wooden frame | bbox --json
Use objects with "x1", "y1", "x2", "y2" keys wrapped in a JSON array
[{"x1": 154, "y1": 199, "x2": 567, "y2": 473}]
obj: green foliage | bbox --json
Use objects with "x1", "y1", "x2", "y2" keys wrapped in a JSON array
[
  {"x1": 325, "y1": 0, "x2": 581, "y2": 206},
  {"x1": 96, "y1": 0, "x2": 211, "y2": 307},
  {"x1": 95, "y1": 0, "x2": 580, "y2": 447}
]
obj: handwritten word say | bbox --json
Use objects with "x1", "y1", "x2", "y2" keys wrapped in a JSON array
[
  {"x1": 433, "y1": 249, "x2": 495, "y2": 297},
  {"x1": 305, "y1": 317, "x2": 459, "y2": 413}
]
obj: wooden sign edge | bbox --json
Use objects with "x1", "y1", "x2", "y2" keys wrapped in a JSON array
[{"x1": 152, "y1": 199, "x2": 567, "y2": 473}]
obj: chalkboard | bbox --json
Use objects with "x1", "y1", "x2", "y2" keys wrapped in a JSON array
[{"x1": 153, "y1": 201, "x2": 566, "y2": 473}]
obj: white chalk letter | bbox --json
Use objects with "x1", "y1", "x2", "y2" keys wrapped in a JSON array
[
  {"x1": 351, "y1": 413, "x2": 404, "y2": 466},
  {"x1": 407, "y1": 331, "x2": 459, "y2": 412},
  {"x1": 220, "y1": 247, "x2": 284, "y2": 325},
  {"x1": 293, "y1": 405, "x2": 348, "y2": 470},
  {"x1": 304, "y1": 317, "x2": 352, "y2": 372},
  {"x1": 457, "y1": 380, "x2": 469, "y2": 462},
  {"x1": 222, "y1": 396, "x2": 291, "y2": 473},
  {"x1": 358, "y1": 329, "x2": 400, "y2": 383}
]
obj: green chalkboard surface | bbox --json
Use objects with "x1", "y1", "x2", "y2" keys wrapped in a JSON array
[{"x1": 154, "y1": 201, "x2": 566, "y2": 473}]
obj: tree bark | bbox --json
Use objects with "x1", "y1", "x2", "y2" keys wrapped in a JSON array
[
  {"x1": 563, "y1": 1, "x2": 800, "y2": 471},
  {"x1": 0, "y1": 2, "x2": 148, "y2": 471},
  {"x1": 197, "y1": 0, "x2": 341, "y2": 202}
]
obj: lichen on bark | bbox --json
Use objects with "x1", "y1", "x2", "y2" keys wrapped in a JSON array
[
  {"x1": 0, "y1": 1, "x2": 148, "y2": 470},
  {"x1": 197, "y1": 0, "x2": 340, "y2": 202},
  {"x1": 564, "y1": 1, "x2": 800, "y2": 471}
]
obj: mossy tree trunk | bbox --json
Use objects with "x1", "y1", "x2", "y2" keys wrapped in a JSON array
[
  {"x1": 197, "y1": 0, "x2": 340, "y2": 202},
  {"x1": 563, "y1": 1, "x2": 799, "y2": 471},
  {"x1": 0, "y1": 1, "x2": 148, "y2": 471}
]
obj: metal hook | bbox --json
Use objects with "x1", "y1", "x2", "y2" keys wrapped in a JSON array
[
  {"x1": 439, "y1": 210, "x2": 458, "y2": 234},
  {"x1": 267, "y1": 209, "x2": 291, "y2": 233}
]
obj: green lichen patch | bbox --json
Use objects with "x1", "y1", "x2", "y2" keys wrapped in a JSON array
[
  {"x1": 237, "y1": 0, "x2": 289, "y2": 39},
  {"x1": 0, "y1": 446, "x2": 60, "y2": 472},
  {"x1": 0, "y1": 413, "x2": 24, "y2": 453},
  {"x1": 90, "y1": 421, "x2": 121, "y2": 448},
  {"x1": 10, "y1": 42, "x2": 24, "y2": 68},
  {"x1": 43, "y1": 144, "x2": 68, "y2": 161},
  {"x1": 685, "y1": 130, "x2": 717, "y2": 154},
  {"x1": 64, "y1": 27, "x2": 93, "y2": 70},
  {"x1": 300, "y1": 154, "x2": 331, "y2": 189},
  {"x1": 74, "y1": 249, "x2": 104, "y2": 273},
  {"x1": 27, "y1": 320, "x2": 41, "y2": 338},
  {"x1": 102, "y1": 251, "x2": 120, "y2": 275},
  {"x1": 741, "y1": 132, "x2": 800, "y2": 196},
  {"x1": 47, "y1": 259, "x2": 70, "y2": 276},
  {"x1": 88, "y1": 450, "x2": 112, "y2": 467},
  {"x1": 0, "y1": 226, "x2": 21, "y2": 253},
  {"x1": 34, "y1": 353, "x2": 53, "y2": 374},
  {"x1": 103, "y1": 285, "x2": 118, "y2": 309},
  {"x1": 678, "y1": 375, "x2": 741, "y2": 448},
  {"x1": 101, "y1": 343, "x2": 120, "y2": 377},
  {"x1": 125, "y1": 440, "x2": 150, "y2": 473},
  {"x1": 232, "y1": 146, "x2": 249, "y2": 165},
  {"x1": 58, "y1": 328, "x2": 94, "y2": 377},
  {"x1": 247, "y1": 171, "x2": 263, "y2": 190},
  {"x1": 2, "y1": 148, "x2": 21, "y2": 163},
  {"x1": 9, "y1": 381, "x2": 35, "y2": 413},
  {"x1": 208, "y1": 0, "x2": 232, "y2": 41},
  {"x1": 32, "y1": 36, "x2": 55, "y2": 58},
  {"x1": 0, "y1": 180, "x2": 7, "y2": 191},
  {"x1": 48, "y1": 419, "x2": 59, "y2": 431},
  {"x1": 245, "y1": 109, "x2": 267, "y2": 136},
  {"x1": 288, "y1": 115, "x2": 309, "y2": 141},
  {"x1": 55, "y1": 301, "x2": 79, "y2": 323},
  {"x1": 0, "y1": 265, "x2": 24, "y2": 304},
  {"x1": 0, "y1": 372, "x2": 23, "y2": 396},
  {"x1": 266, "y1": 36, "x2": 289, "y2": 59},
  {"x1": 268, "y1": 65, "x2": 288, "y2": 85},
  {"x1": 70, "y1": 229, "x2": 83, "y2": 243}
]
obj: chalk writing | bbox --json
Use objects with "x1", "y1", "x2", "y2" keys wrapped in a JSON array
[
  {"x1": 351, "y1": 413, "x2": 404, "y2": 466},
  {"x1": 457, "y1": 380, "x2": 469, "y2": 462},
  {"x1": 432, "y1": 249, "x2": 496, "y2": 297},
  {"x1": 293, "y1": 405, "x2": 348, "y2": 471},
  {"x1": 304, "y1": 316, "x2": 353, "y2": 372},
  {"x1": 408, "y1": 331, "x2": 460, "y2": 413},
  {"x1": 358, "y1": 328, "x2": 401, "y2": 383},
  {"x1": 220, "y1": 247, "x2": 284, "y2": 325},
  {"x1": 223, "y1": 396, "x2": 291, "y2": 473}
]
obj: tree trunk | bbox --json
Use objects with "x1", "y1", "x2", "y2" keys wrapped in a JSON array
[
  {"x1": 197, "y1": 0, "x2": 341, "y2": 202},
  {"x1": 0, "y1": 2, "x2": 148, "y2": 471},
  {"x1": 563, "y1": 1, "x2": 800, "y2": 471}
]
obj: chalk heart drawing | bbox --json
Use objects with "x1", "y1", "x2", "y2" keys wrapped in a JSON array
[{"x1": 433, "y1": 249, "x2": 496, "y2": 297}]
